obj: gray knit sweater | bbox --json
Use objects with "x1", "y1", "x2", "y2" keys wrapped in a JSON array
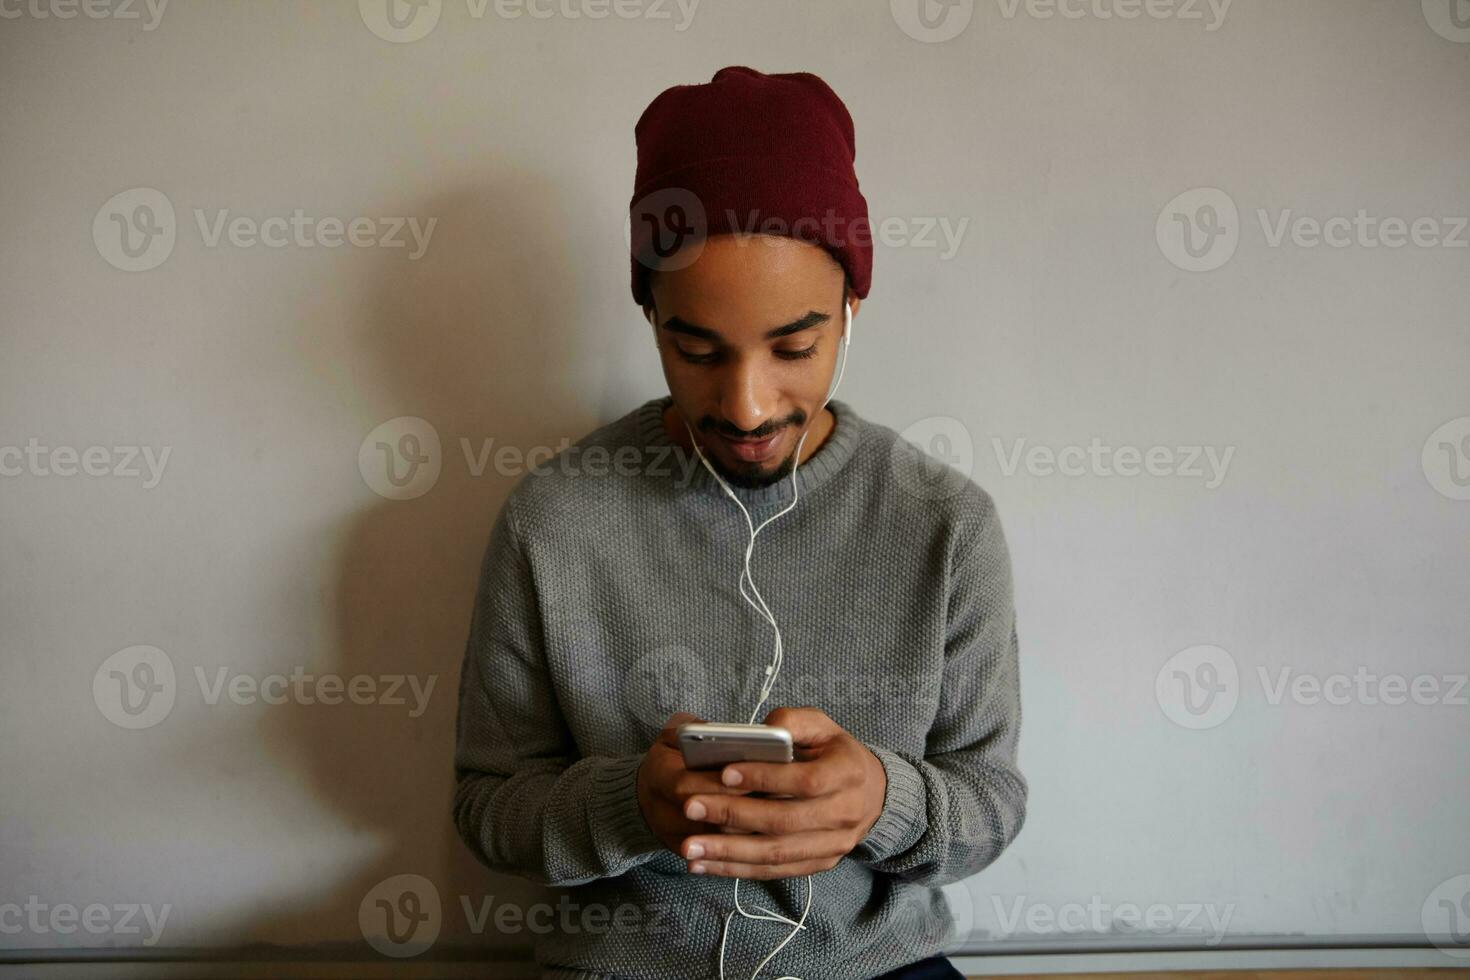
[{"x1": 452, "y1": 394, "x2": 1027, "y2": 980}]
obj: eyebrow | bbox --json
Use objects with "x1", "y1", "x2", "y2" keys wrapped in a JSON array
[{"x1": 656, "y1": 310, "x2": 831, "y2": 342}]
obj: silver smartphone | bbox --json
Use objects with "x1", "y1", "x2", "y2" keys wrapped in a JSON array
[{"x1": 677, "y1": 722, "x2": 793, "y2": 770}]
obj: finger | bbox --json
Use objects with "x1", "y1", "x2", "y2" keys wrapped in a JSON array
[
  {"x1": 651, "y1": 759, "x2": 735, "y2": 808},
  {"x1": 720, "y1": 758, "x2": 842, "y2": 799},
  {"x1": 680, "y1": 829, "x2": 848, "y2": 867},
  {"x1": 669, "y1": 815, "x2": 723, "y2": 838},
  {"x1": 686, "y1": 793, "x2": 843, "y2": 836},
  {"x1": 650, "y1": 749, "x2": 755, "y2": 801},
  {"x1": 689, "y1": 857, "x2": 838, "y2": 880},
  {"x1": 671, "y1": 769, "x2": 751, "y2": 798},
  {"x1": 762, "y1": 706, "x2": 840, "y2": 748},
  {"x1": 656, "y1": 712, "x2": 708, "y2": 748}
]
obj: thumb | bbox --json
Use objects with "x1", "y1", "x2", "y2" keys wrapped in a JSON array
[{"x1": 761, "y1": 706, "x2": 840, "y2": 747}]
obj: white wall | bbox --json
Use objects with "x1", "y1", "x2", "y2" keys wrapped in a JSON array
[{"x1": 2, "y1": 0, "x2": 1468, "y2": 965}]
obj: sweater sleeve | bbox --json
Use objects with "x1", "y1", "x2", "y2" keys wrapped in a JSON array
[
  {"x1": 451, "y1": 497, "x2": 665, "y2": 887},
  {"x1": 848, "y1": 493, "x2": 1028, "y2": 886}
]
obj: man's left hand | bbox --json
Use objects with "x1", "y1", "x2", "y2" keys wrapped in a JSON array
[{"x1": 678, "y1": 706, "x2": 888, "y2": 880}]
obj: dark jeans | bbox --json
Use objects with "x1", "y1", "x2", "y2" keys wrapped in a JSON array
[{"x1": 871, "y1": 954, "x2": 965, "y2": 980}]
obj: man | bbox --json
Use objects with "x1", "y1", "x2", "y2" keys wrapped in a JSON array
[{"x1": 453, "y1": 65, "x2": 1027, "y2": 980}]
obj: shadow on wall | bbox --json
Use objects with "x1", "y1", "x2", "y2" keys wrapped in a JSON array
[{"x1": 176, "y1": 174, "x2": 619, "y2": 960}]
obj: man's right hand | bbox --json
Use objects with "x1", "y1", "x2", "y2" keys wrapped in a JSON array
[{"x1": 636, "y1": 712, "x2": 750, "y2": 853}]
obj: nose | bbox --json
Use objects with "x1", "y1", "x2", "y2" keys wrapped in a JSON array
[{"x1": 716, "y1": 356, "x2": 779, "y2": 436}]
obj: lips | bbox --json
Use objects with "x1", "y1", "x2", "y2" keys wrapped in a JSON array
[{"x1": 720, "y1": 432, "x2": 780, "y2": 462}]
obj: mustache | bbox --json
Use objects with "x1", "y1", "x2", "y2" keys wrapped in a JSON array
[{"x1": 702, "y1": 414, "x2": 804, "y2": 440}]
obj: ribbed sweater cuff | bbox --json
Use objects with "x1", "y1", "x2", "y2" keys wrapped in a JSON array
[
  {"x1": 589, "y1": 754, "x2": 665, "y2": 865},
  {"x1": 852, "y1": 745, "x2": 928, "y2": 863}
]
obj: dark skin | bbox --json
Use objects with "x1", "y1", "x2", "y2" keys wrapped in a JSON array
[
  {"x1": 645, "y1": 233, "x2": 860, "y2": 488},
  {"x1": 633, "y1": 233, "x2": 887, "y2": 880}
]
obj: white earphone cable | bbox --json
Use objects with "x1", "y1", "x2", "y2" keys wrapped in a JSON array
[{"x1": 671, "y1": 301, "x2": 853, "y2": 980}]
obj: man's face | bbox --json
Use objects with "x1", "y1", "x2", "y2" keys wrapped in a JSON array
[{"x1": 647, "y1": 234, "x2": 859, "y2": 490}]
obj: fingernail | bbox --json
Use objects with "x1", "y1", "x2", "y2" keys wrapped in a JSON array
[
  {"x1": 722, "y1": 768, "x2": 743, "y2": 787},
  {"x1": 690, "y1": 863, "x2": 706, "y2": 874},
  {"x1": 686, "y1": 800, "x2": 706, "y2": 821},
  {"x1": 686, "y1": 843, "x2": 705, "y2": 859}
]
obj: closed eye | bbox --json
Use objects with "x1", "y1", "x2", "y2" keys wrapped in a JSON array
[{"x1": 676, "y1": 345, "x2": 818, "y2": 364}]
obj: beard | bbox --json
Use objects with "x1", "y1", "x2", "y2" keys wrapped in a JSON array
[{"x1": 706, "y1": 440, "x2": 800, "y2": 490}]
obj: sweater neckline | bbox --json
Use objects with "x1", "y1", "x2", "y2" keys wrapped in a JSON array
[{"x1": 635, "y1": 394, "x2": 864, "y2": 508}]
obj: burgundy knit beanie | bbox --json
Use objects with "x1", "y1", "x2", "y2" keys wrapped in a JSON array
[{"x1": 628, "y1": 65, "x2": 872, "y2": 309}]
